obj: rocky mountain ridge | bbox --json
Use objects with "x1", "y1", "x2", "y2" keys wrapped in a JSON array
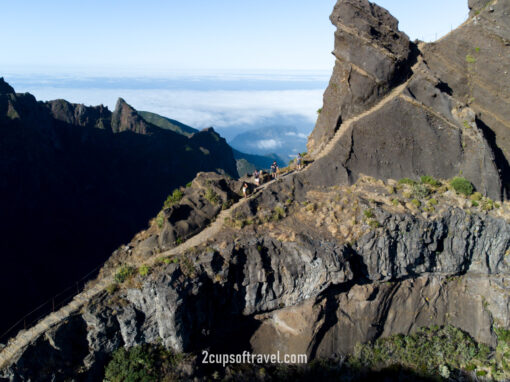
[
  {"x1": 1, "y1": 0, "x2": 510, "y2": 380},
  {"x1": 307, "y1": 0, "x2": 510, "y2": 201}
]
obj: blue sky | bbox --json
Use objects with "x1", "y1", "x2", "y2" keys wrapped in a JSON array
[{"x1": 1, "y1": 0, "x2": 469, "y2": 76}]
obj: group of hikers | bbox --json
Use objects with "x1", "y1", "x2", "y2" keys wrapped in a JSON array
[{"x1": 242, "y1": 153, "x2": 304, "y2": 198}]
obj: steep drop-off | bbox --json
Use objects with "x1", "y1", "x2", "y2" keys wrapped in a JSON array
[{"x1": 0, "y1": 81, "x2": 238, "y2": 338}]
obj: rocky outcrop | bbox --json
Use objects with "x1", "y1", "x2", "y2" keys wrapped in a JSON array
[
  {"x1": 48, "y1": 99, "x2": 111, "y2": 130},
  {"x1": 307, "y1": 0, "x2": 509, "y2": 201},
  {"x1": 0, "y1": 78, "x2": 14, "y2": 94},
  {"x1": 307, "y1": 0, "x2": 413, "y2": 157},
  {"x1": 111, "y1": 98, "x2": 153, "y2": 134}
]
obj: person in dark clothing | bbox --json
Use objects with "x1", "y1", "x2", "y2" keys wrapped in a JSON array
[{"x1": 271, "y1": 161, "x2": 278, "y2": 179}]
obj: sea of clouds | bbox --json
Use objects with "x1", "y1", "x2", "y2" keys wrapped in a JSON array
[{"x1": 6, "y1": 73, "x2": 328, "y2": 155}]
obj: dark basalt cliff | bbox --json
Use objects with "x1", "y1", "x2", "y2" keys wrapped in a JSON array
[
  {"x1": 307, "y1": 0, "x2": 510, "y2": 201},
  {"x1": 308, "y1": 0, "x2": 414, "y2": 156},
  {"x1": 0, "y1": 81, "x2": 238, "y2": 338},
  {"x1": 1, "y1": 0, "x2": 510, "y2": 381}
]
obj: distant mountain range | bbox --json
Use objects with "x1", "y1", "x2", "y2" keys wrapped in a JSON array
[{"x1": 138, "y1": 110, "x2": 287, "y2": 175}]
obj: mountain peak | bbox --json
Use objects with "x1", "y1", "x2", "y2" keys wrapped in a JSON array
[
  {"x1": 0, "y1": 78, "x2": 15, "y2": 95},
  {"x1": 111, "y1": 97, "x2": 152, "y2": 134}
]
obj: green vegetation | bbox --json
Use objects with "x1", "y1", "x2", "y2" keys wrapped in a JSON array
[
  {"x1": 317, "y1": 107, "x2": 323, "y2": 115},
  {"x1": 428, "y1": 198, "x2": 438, "y2": 206},
  {"x1": 163, "y1": 189, "x2": 183, "y2": 209},
  {"x1": 185, "y1": 181, "x2": 192, "y2": 188},
  {"x1": 272, "y1": 206, "x2": 286, "y2": 221},
  {"x1": 398, "y1": 178, "x2": 417, "y2": 186},
  {"x1": 368, "y1": 219, "x2": 380, "y2": 229},
  {"x1": 482, "y1": 198, "x2": 495, "y2": 211},
  {"x1": 350, "y1": 325, "x2": 495, "y2": 379},
  {"x1": 101, "y1": 326, "x2": 510, "y2": 381},
  {"x1": 475, "y1": 47, "x2": 480, "y2": 53},
  {"x1": 463, "y1": 120, "x2": 472, "y2": 129},
  {"x1": 363, "y1": 209, "x2": 374, "y2": 219},
  {"x1": 450, "y1": 177, "x2": 474, "y2": 196},
  {"x1": 156, "y1": 211, "x2": 165, "y2": 229},
  {"x1": 420, "y1": 175, "x2": 441, "y2": 187},
  {"x1": 412, "y1": 184, "x2": 430, "y2": 199},
  {"x1": 138, "y1": 265, "x2": 150, "y2": 277},
  {"x1": 114, "y1": 266, "x2": 136, "y2": 284},
  {"x1": 106, "y1": 283, "x2": 119, "y2": 294},
  {"x1": 411, "y1": 199, "x2": 421, "y2": 208},
  {"x1": 470, "y1": 192, "x2": 483, "y2": 201},
  {"x1": 204, "y1": 188, "x2": 220, "y2": 205},
  {"x1": 104, "y1": 343, "x2": 184, "y2": 382},
  {"x1": 158, "y1": 257, "x2": 172, "y2": 265},
  {"x1": 466, "y1": 54, "x2": 477, "y2": 64},
  {"x1": 391, "y1": 199, "x2": 400, "y2": 206}
]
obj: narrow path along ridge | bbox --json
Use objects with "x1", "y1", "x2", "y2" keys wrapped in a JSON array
[
  {"x1": 0, "y1": 60, "x2": 421, "y2": 369},
  {"x1": 0, "y1": 173, "x2": 288, "y2": 369}
]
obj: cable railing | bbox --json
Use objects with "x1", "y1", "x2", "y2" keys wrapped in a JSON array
[{"x1": 0, "y1": 264, "x2": 103, "y2": 346}]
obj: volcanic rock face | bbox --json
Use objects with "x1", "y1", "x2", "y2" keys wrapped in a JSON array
[
  {"x1": 2, "y1": 0, "x2": 510, "y2": 380},
  {"x1": 308, "y1": 0, "x2": 413, "y2": 157},
  {"x1": 307, "y1": 0, "x2": 509, "y2": 201},
  {"x1": 422, "y1": 0, "x2": 510, "y2": 194}
]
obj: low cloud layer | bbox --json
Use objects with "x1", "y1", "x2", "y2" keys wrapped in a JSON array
[
  {"x1": 18, "y1": 87, "x2": 323, "y2": 132},
  {"x1": 255, "y1": 139, "x2": 283, "y2": 150},
  {"x1": 9, "y1": 75, "x2": 325, "y2": 158}
]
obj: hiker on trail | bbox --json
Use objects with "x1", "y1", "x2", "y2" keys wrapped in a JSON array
[
  {"x1": 242, "y1": 182, "x2": 249, "y2": 198},
  {"x1": 296, "y1": 153, "x2": 303, "y2": 170},
  {"x1": 271, "y1": 161, "x2": 279, "y2": 179},
  {"x1": 254, "y1": 170, "x2": 260, "y2": 186}
]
